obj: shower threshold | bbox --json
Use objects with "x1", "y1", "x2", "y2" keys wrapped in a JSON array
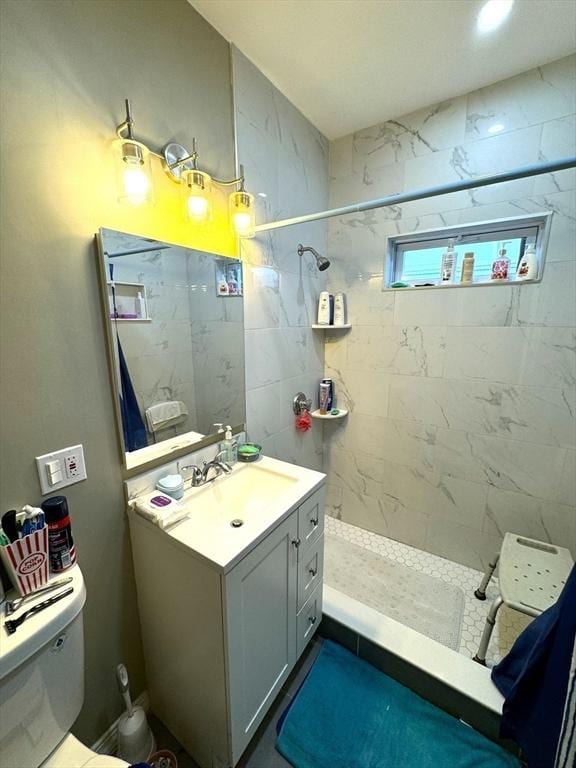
[{"x1": 320, "y1": 518, "x2": 529, "y2": 743}]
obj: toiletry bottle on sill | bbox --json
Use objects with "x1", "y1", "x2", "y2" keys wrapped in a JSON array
[
  {"x1": 440, "y1": 240, "x2": 456, "y2": 284},
  {"x1": 491, "y1": 248, "x2": 510, "y2": 281},
  {"x1": 516, "y1": 245, "x2": 538, "y2": 280},
  {"x1": 460, "y1": 251, "x2": 475, "y2": 283}
]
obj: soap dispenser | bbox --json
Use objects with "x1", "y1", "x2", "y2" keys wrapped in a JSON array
[{"x1": 220, "y1": 425, "x2": 237, "y2": 465}]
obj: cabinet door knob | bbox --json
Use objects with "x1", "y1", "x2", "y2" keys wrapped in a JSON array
[
  {"x1": 308, "y1": 615, "x2": 317, "y2": 625},
  {"x1": 291, "y1": 538, "x2": 301, "y2": 548},
  {"x1": 309, "y1": 568, "x2": 317, "y2": 577},
  {"x1": 310, "y1": 517, "x2": 319, "y2": 527}
]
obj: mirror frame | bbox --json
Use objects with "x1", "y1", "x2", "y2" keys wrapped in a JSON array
[{"x1": 94, "y1": 230, "x2": 245, "y2": 475}]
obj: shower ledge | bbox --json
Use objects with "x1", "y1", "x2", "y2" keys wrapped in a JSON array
[{"x1": 322, "y1": 584, "x2": 504, "y2": 716}]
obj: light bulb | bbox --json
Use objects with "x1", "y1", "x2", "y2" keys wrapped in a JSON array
[
  {"x1": 232, "y1": 211, "x2": 253, "y2": 235},
  {"x1": 115, "y1": 139, "x2": 153, "y2": 206},
  {"x1": 230, "y1": 191, "x2": 255, "y2": 238},
  {"x1": 122, "y1": 165, "x2": 151, "y2": 205},
  {"x1": 182, "y1": 170, "x2": 212, "y2": 223}
]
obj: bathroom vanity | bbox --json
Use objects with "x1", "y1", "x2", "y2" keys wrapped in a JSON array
[{"x1": 128, "y1": 456, "x2": 325, "y2": 768}]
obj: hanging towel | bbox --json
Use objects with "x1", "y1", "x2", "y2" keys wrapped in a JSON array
[
  {"x1": 117, "y1": 335, "x2": 148, "y2": 452},
  {"x1": 145, "y1": 401, "x2": 188, "y2": 433},
  {"x1": 491, "y1": 564, "x2": 576, "y2": 768}
]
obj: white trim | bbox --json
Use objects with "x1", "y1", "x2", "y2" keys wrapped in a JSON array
[{"x1": 90, "y1": 690, "x2": 150, "y2": 756}]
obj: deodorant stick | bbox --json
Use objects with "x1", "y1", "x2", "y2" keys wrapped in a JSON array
[{"x1": 41, "y1": 495, "x2": 77, "y2": 573}]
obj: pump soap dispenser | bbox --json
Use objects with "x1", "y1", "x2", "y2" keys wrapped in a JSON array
[{"x1": 220, "y1": 425, "x2": 237, "y2": 465}]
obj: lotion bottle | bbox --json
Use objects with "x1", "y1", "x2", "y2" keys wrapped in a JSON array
[{"x1": 516, "y1": 245, "x2": 538, "y2": 280}]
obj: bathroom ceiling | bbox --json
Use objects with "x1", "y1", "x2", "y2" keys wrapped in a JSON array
[{"x1": 189, "y1": 0, "x2": 576, "y2": 139}]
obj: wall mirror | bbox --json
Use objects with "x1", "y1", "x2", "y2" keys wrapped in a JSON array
[{"x1": 96, "y1": 228, "x2": 246, "y2": 471}]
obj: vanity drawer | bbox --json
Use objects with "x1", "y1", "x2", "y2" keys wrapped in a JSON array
[
  {"x1": 296, "y1": 583, "x2": 323, "y2": 658},
  {"x1": 297, "y1": 534, "x2": 324, "y2": 610},
  {"x1": 298, "y1": 486, "x2": 325, "y2": 553}
]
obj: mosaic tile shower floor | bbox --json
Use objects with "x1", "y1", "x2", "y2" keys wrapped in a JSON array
[{"x1": 325, "y1": 516, "x2": 532, "y2": 665}]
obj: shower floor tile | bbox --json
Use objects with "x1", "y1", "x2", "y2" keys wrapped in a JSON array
[{"x1": 325, "y1": 517, "x2": 531, "y2": 666}]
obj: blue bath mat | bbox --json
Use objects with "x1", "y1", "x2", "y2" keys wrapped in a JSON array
[{"x1": 276, "y1": 641, "x2": 520, "y2": 768}]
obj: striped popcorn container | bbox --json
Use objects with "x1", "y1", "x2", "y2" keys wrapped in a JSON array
[{"x1": 0, "y1": 526, "x2": 49, "y2": 596}]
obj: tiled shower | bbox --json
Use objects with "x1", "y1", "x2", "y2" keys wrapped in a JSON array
[{"x1": 235, "y1": 48, "x2": 575, "y2": 658}]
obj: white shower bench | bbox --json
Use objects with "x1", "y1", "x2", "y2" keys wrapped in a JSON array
[{"x1": 472, "y1": 533, "x2": 573, "y2": 665}]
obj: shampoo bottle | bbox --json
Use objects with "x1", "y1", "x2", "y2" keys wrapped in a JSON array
[
  {"x1": 333, "y1": 293, "x2": 347, "y2": 325},
  {"x1": 516, "y1": 245, "x2": 538, "y2": 280},
  {"x1": 317, "y1": 291, "x2": 330, "y2": 324},
  {"x1": 440, "y1": 240, "x2": 456, "y2": 284}
]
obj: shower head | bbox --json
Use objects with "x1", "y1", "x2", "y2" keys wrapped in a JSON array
[{"x1": 297, "y1": 244, "x2": 330, "y2": 271}]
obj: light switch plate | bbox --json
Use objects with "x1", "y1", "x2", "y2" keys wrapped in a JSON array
[{"x1": 36, "y1": 444, "x2": 87, "y2": 495}]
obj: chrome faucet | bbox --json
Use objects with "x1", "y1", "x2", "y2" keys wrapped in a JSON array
[
  {"x1": 178, "y1": 451, "x2": 232, "y2": 488},
  {"x1": 201, "y1": 451, "x2": 233, "y2": 483}
]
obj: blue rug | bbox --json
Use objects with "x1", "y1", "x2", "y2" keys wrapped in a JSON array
[{"x1": 276, "y1": 641, "x2": 520, "y2": 768}]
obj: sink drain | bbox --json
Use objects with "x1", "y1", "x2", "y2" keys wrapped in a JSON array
[{"x1": 230, "y1": 519, "x2": 244, "y2": 528}]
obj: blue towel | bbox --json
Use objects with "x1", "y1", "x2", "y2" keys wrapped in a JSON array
[
  {"x1": 276, "y1": 640, "x2": 519, "y2": 768},
  {"x1": 117, "y1": 334, "x2": 148, "y2": 451},
  {"x1": 492, "y1": 564, "x2": 576, "y2": 768}
]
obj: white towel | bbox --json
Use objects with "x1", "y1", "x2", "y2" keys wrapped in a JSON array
[{"x1": 145, "y1": 400, "x2": 188, "y2": 433}]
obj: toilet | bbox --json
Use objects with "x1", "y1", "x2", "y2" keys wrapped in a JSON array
[{"x1": 0, "y1": 565, "x2": 129, "y2": 768}]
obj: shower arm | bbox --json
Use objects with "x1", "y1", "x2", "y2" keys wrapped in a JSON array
[{"x1": 297, "y1": 244, "x2": 322, "y2": 260}]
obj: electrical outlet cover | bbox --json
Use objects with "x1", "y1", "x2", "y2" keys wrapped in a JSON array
[{"x1": 36, "y1": 444, "x2": 87, "y2": 495}]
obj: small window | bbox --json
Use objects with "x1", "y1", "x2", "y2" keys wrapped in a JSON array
[{"x1": 385, "y1": 213, "x2": 552, "y2": 289}]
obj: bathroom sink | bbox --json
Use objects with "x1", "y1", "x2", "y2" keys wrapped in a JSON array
[
  {"x1": 186, "y1": 463, "x2": 298, "y2": 524},
  {"x1": 151, "y1": 455, "x2": 325, "y2": 572}
]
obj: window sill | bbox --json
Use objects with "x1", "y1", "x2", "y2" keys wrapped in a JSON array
[{"x1": 382, "y1": 277, "x2": 541, "y2": 293}]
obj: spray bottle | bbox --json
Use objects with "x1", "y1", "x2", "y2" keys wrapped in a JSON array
[{"x1": 440, "y1": 239, "x2": 456, "y2": 284}]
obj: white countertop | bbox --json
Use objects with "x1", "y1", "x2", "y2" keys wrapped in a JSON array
[{"x1": 129, "y1": 456, "x2": 325, "y2": 573}]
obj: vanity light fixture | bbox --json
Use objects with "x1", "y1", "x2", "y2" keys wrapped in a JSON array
[
  {"x1": 114, "y1": 100, "x2": 255, "y2": 236},
  {"x1": 115, "y1": 101, "x2": 154, "y2": 206}
]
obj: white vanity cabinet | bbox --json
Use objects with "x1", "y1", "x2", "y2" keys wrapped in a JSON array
[{"x1": 128, "y1": 479, "x2": 325, "y2": 768}]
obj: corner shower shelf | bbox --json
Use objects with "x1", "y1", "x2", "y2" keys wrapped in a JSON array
[
  {"x1": 311, "y1": 324, "x2": 352, "y2": 330},
  {"x1": 311, "y1": 408, "x2": 348, "y2": 420}
]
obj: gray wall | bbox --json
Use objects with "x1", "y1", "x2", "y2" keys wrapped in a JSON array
[
  {"x1": 325, "y1": 55, "x2": 576, "y2": 571},
  {"x1": 0, "y1": 0, "x2": 235, "y2": 744}
]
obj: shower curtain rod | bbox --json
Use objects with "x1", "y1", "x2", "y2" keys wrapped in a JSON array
[{"x1": 254, "y1": 156, "x2": 576, "y2": 233}]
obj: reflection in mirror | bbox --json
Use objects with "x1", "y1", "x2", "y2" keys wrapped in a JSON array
[{"x1": 97, "y1": 228, "x2": 246, "y2": 468}]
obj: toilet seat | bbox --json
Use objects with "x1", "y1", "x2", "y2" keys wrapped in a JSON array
[{"x1": 40, "y1": 734, "x2": 129, "y2": 768}]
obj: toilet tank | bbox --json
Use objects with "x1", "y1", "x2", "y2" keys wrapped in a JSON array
[{"x1": 0, "y1": 566, "x2": 86, "y2": 768}]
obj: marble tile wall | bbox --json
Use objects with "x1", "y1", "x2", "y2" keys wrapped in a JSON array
[
  {"x1": 113, "y1": 247, "x2": 198, "y2": 440},
  {"x1": 325, "y1": 55, "x2": 576, "y2": 570},
  {"x1": 233, "y1": 48, "x2": 329, "y2": 471}
]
